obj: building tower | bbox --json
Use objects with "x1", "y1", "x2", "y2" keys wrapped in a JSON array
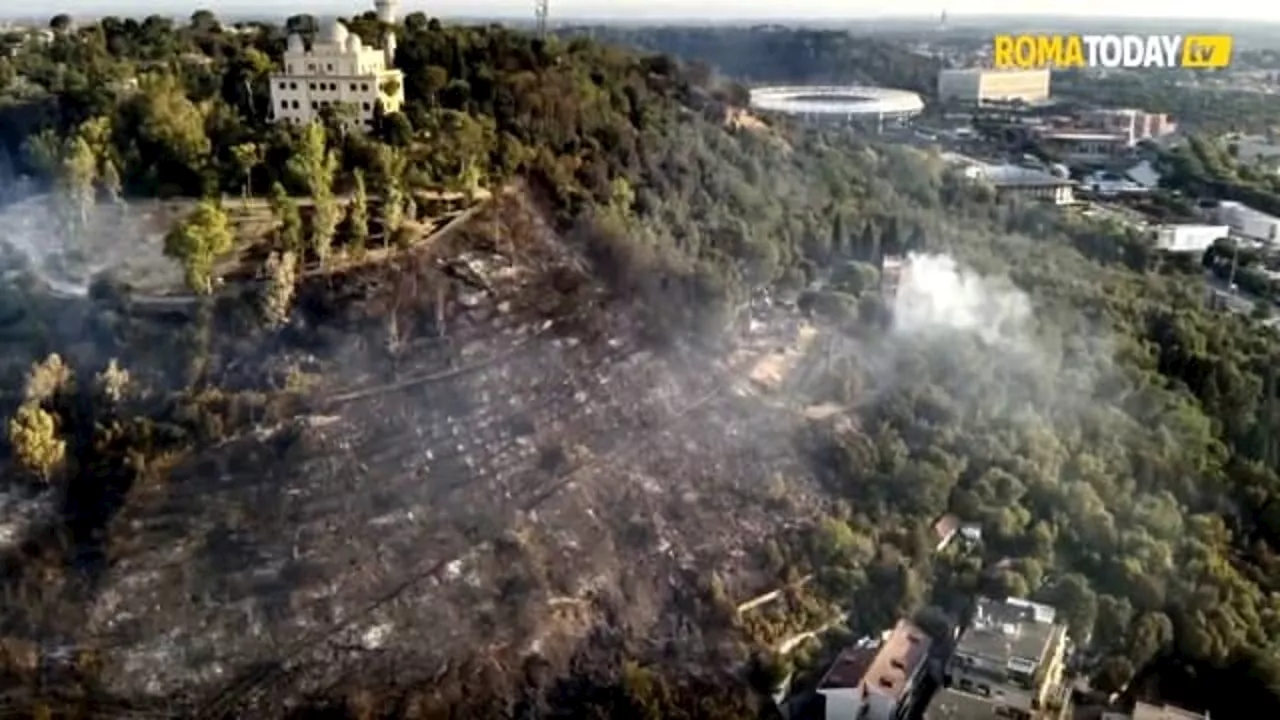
[
  {"x1": 535, "y1": 0, "x2": 548, "y2": 38},
  {"x1": 375, "y1": 0, "x2": 399, "y2": 24}
]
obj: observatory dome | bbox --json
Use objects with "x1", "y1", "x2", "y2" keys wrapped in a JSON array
[
  {"x1": 286, "y1": 33, "x2": 304, "y2": 53},
  {"x1": 323, "y1": 20, "x2": 349, "y2": 47},
  {"x1": 347, "y1": 34, "x2": 363, "y2": 52}
]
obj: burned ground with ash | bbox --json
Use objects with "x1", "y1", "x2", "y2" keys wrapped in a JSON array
[{"x1": 1, "y1": 187, "x2": 832, "y2": 717}]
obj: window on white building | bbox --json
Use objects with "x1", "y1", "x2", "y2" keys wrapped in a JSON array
[
  {"x1": 361, "y1": 83, "x2": 369, "y2": 91},
  {"x1": 289, "y1": 82, "x2": 297, "y2": 90},
  {"x1": 307, "y1": 63, "x2": 315, "y2": 71},
  {"x1": 309, "y1": 82, "x2": 315, "y2": 90},
  {"x1": 326, "y1": 63, "x2": 333, "y2": 72}
]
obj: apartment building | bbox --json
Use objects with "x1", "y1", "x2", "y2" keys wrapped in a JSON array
[
  {"x1": 269, "y1": 18, "x2": 404, "y2": 129},
  {"x1": 1080, "y1": 108, "x2": 1177, "y2": 145},
  {"x1": 925, "y1": 597, "x2": 1071, "y2": 720},
  {"x1": 937, "y1": 68, "x2": 1052, "y2": 105},
  {"x1": 817, "y1": 619, "x2": 933, "y2": 720}
]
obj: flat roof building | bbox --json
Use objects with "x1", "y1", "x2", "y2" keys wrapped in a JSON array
[
  {"x1": 927, "y1": 597, "x2": 1070, "y2": 720},
  {"x1": 980, "y1": 165, "x2": 1076, "y2": 205},
  {"x1": 937, "y1": 68, "x2": 1051, "y2": 105},
  {"x1": 1215, "y1": 200, "x2": 1280, "y2": 243},
  {"x1": 1036, "y1": 129, "x2": 1132, "y2": 165},
  {"x1": 818, "y1": 619, "x2": 934, "y2": 720},
  {"x1": 1152, "y1": 224, "x2": 1229, "y2": 253},
  {"x1": 939, "y1": 154, "x2": 1076, "y2": 205}
]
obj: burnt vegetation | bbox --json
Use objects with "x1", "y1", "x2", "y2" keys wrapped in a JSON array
[{"x1": 0, "y1": 10, "x2": 1279, "y2": 720}]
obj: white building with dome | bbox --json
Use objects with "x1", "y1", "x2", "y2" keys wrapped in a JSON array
[{"x1": 269, "y1": 16, "x2": 404, "y2": 129}]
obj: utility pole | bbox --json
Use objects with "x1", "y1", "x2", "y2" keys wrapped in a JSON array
[
  {"x1": 535, "y1": 0, "x2": 549, "y2": 39},
  {"x1": 1228, "y1": 236, "x2": 1240, "y2": 290}
]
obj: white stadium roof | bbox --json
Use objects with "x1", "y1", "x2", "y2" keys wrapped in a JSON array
[{"x1": 749, "y1": 85, "x2": 925, "y2": 117}]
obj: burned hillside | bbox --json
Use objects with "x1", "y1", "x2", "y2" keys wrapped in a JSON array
[{"x1": 1, "y1": 185, "x2": 836, "y2": 715}]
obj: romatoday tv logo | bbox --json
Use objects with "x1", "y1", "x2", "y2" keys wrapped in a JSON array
[{"x1": 992, "y1": 34, "x2": 1233, "y2": 70}]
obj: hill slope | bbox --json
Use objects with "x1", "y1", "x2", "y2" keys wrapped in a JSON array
[{"x1": 3, "y1": 15, "x2": 1280, "y2": 720}]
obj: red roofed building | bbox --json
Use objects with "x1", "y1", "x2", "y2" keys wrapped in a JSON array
[{"x1": 817, "y1": 619, "x2": 934, "y2": 720}]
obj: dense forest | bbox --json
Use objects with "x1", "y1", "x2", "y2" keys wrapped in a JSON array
[
  {"x1": 559, "y1": 25, "x2": 942, "y2": 97},
  {"x1": 1, "y1": 10, "x2": 1280, "y2": 720}
]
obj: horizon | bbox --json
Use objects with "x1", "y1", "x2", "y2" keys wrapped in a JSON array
[{"x1": 6, "y1": 1, "x2": 1280, "y2": 23}]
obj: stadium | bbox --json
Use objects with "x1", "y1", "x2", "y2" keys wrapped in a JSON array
[{"x1": 749, "y1": 85, "x2": 926, "y2": 132}]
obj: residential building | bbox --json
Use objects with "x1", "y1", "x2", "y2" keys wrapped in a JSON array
[
  {"x1": 1081, "y1": 170, "x2": 1150, "y2": 197},
  {"x1": 1151, "y1": 225, "x2": 1229, "y2": 253},
  {"x1": 1102, "y1": 701, "x2": 1210, "y2": 719},
  {"x1": 817, "y1": 619, "x2": 933, "y2": 720},
  {"x1": 1080, "y1": 108, "x2": 1177, "y2": 145},
  {"x1": 937, "y1": 68, "x2": 1052, "y2": 105},
  {"x1": 933, "y1": 514, "x2": 962, "y2": 552},
  {"x1": 979, "y1": 165, "x2": 1076, "y2": 205},
  {"x1": 1215, "y1": 200, "x2": 1280, "y2": 243},
  {"x1": 939, "y1": 154, "x2": 1075, "y2": 205},
  {"x1": 929, "y1": 597, "x2": 1071, "y2": 720},
  {"x1": 1036, "y1": 130, "x2": 1132, "y2": 165},
  {"x1": 931, "y1": 515, "x2": 983, "y2": 552},
  {"x1": 269, "y1": 15, "x2": 404, "y2": 129}
]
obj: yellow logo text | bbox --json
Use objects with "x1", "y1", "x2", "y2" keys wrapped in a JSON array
[{"x1": 992, "y1": 34, "x2": 1232, "y2": 70}]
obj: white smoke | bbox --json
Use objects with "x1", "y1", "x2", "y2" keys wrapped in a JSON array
[
  {"x1": 0, "y1": 194, "x2": 182, "y2": 297},
  {"x1": 842, "y1": 250, "x2": 1098, "y2": 416},
  {"x1": 890, "y1": 252, "x2": 1036, "y2": 357}
]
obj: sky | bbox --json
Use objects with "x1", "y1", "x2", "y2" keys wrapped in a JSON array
[{"x1": 15, "y1": 0, "x2": 1280, "y2": 22}]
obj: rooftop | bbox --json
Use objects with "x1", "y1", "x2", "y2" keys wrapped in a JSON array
[
  {"x1": 933, "y1": 513, "x2": 962, "y2": 542},
  {"x1": 819, "y1": 619, "x2": 932, "y2": 701},
  {"x1": 1132, "y1": 701, "x2": 1210, "y2": 720},
  {"x1": 957, "y1": 597, "x2": 1061, "y2": 666},
  {"x1": 1039, "y1": 130, "x2": 1131, "y2": 143},
  {"x1": 924, "y1": 687, "x2": 1006, "y2": 719},
  {"x1": 980, "y1": 164, "x2": 1074, "y2": 189}
]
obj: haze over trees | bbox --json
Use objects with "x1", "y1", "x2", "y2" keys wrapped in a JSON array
[{"x1": 0, "y1": 11, "x2": 1279, "y2": 719}]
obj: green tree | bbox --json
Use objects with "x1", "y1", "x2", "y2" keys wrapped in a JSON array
[
  {"x1": 230, "y1": 142, "x2": 263, "y2": 197},
  {"x1": 311, "y1": 193, "x2": 338, "y2": 267},
  {"x1": 270, "y1": 182, "x2": 304, "y2": 253},
  {"x1": 348, "y1": 169, "x2": 369, "y2": 256},
  {"x1": 7, "y1": 404, "x2": 65, "y2": 482},
  {"x1": 59, "y1": 136, "x2": 98, "y2": 231},
  {"x1": 164, "y1": 199, "x2": 235, "y2": 294}
]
